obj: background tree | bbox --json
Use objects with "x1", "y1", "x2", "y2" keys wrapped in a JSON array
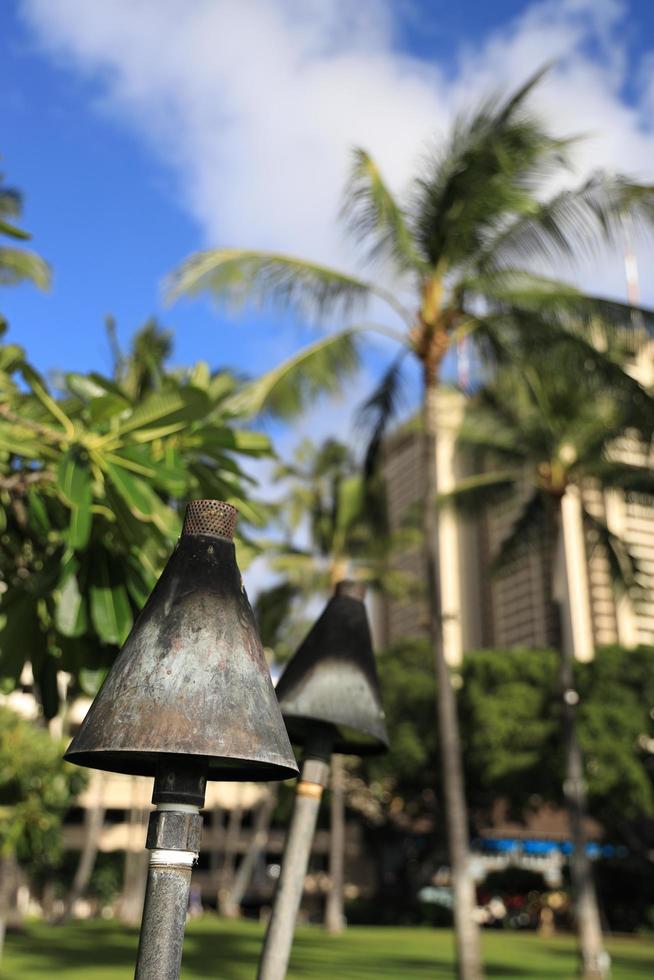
[
  {"x1": 368, "y1": 641, "x2": 654, "y2": 930},
  {"x1": 169, "y1": 68, "x2": 654, "y2": 980},
  {"x1": 459, "y1": 646, "x2": 654, "y2": 842},
  {"x1": 443, "y1": 341, "x2": 654, "y2": 978},
  {"x1": 0, "y1": 706, "x2": 85, "y2": 964}
]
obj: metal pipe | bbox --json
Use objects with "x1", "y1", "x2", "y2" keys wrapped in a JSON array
[
  {"x1": 134, "y1": 771, "x2": 205, "y2": 980},
  {"x1": 257, "y1": 736, "x2": 332, "y2": 980}
]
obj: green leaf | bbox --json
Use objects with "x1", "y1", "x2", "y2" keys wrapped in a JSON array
[
  {"x1": 125, "y1": 559, "x2": 153, "y2": 609},
  {"x1": 57, "y1": 450, "x2": 90, "y2": 507},
  {"x1": 0, "y1": 592, "x2": 42, "y2": 685},
  {"x1": 27, "y1": 489, "x2": 51, "y2": 536},
  {"x1": 117, "y1": 386, "x2": 209, "y2": 438},
  {"x1": 0, "y1": 247, "x2": 51, "y2": 289},
  {"x1": 105, "y1": 461, "x2": 178, "y2": 538},
  {"x1": 56, "y1": 567, "x2": 87, "y2": 638},
  {"x1": 105, "y1": 460, "x2": 158, "y2": 520},
  {"x1": 89, "y1": 553, "x2": 132, "y2": 646},
  {"x1": 116, "y1": 446, "x2": 187, "y2": 495},
  {"x1": 33, "y1": 654, "x2": 60, "y2": 720},
  {"x1": 57, "y1": 450, "x2": 93, "y2": 549},
  {"x1": 79, "y1": 668, "x2": 108, "y2": 697}
]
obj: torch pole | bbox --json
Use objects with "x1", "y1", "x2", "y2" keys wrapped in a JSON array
[
  {"x1": 257, "y1": 732, "x2": 332, "y2": 980},
  {"x1": 134, "y1": 767, "x2": 206, "y2": 980}
]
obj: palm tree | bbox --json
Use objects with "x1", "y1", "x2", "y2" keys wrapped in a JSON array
[
  {"x1": 265, "y1": 437, "x2": 397, "y2": 594},
  {"x1": 443, "y1": 342, "x2": 654, "y2": 979},
  {"x1": 169, "y1": 70, "x2": 654, "y2": 979}
]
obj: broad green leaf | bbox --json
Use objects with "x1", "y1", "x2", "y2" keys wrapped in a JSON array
[
  {"x1": 88, "y1": 393, "x2": 132, "y2": 426},
  {"x1": 56, "y1": 569, "x2": 87, "y2": 638},
  {"x1": 228, "y1": 428, "x2": 271, "y2": 454},
  {"x1": 125, "y1": 560, "x2": 153, "y2": 608},
  {"x1": 189, "y1": 361, "x2": 210, "y2": 389},
  {"x1": 89, "y1": 553, "x2": 132, "y2": 646},
  {"x1": 117, "y1": 386, "x2": 209, "y2": 437},
  {"x1": 79, "y1": 668, "x2": 108, "y2": 697},
  {"x1": 57, "y1": 450, "x2": 93, "y2": 549},
  {"x1": 65, "y1": 372, "x2": 128, "y2": 404},
  {"x1": 27, "y1": 488, "x2": 51, "y2": 536},
  {"x1": 57, "y1": 450, "x2": 91, "y2": 507},
  {"x1": 68, "y1": 492, "x2": 92, "y2": 550},
  {"x1": 0, "y1": 592, "x2": 42, "y2": 685},
  {"x1": 115, "y1": 446, "x2": 187, "y2": 495},
  {"x1": 0, "y1": 247, "x2": 51, "y2": 289},
  {"x1": 105, "y1": 460, "x2": 178, "y2": 537},
  {"x1": 33, "y1": 653, "x2": 60, "y2": 720},
  {"x1": 0, "y1": 429, "x2": 44, "y2": 459},
  {"x1": 105, "y1": 461, "x2": 158, "y2": 519}
]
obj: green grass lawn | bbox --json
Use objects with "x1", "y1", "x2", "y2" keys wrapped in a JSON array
[{"x1": 3, "y1": 918, "x2": 654, "y2": 979}]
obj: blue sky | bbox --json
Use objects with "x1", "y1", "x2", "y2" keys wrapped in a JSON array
[{"x1": 2, "y1": 0, "x2": 654, "y2": 424}]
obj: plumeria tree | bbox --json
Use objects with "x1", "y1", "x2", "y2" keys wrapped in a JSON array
[
  {"x1": 0, "y1": 322, "x2": 270, "y2": 716},
  {"x1": 169, "y1": 70, "x2": 654, "y2": 980},
  {"x1": 443, "y1": 340, "x2": 654, "y2": 978}
]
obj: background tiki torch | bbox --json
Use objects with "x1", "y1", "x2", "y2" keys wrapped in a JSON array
[{"x1": 258, "y1": 579, "x2": 389, "y2": 980}]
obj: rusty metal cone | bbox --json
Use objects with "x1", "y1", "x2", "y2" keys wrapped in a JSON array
[
  {"x1": 66, "y1": 501, "x2": 298, "y2": 782},
  {"x1": 275, "y1": 580, "x2": 389, "y2": 756}
]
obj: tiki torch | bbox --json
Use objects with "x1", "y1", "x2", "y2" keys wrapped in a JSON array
[{"x1": 65, "y1": 501, "x2": 298, "y2": 979}]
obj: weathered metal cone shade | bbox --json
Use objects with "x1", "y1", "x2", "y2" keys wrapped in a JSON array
[
  {"x1": 66, "y1": 501, "x2": 298, "y2": 781},
  {"x1": 275, "y1": 581, "x2": 389, "y2": 756}
]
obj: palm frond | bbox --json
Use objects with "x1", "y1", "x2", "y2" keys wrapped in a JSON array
[
  {"x1": 470, "y1": 268, "x2": 654, "y2": 335},
  {"x1": 482, "y1": 173, "x2": 654, "y2": 270},
  {"x1": 583, "y1": 508, "x2": 643, "y2": 599},
  {"x1": 225, "y1": 329, "x2": 361, "y2": 419},
  {"x1": 491, "y1": 490, "x2": 549, "y2": 573},
  {"x1": 581, "y1": 461, "x2": 654, "y2": 498},
  {"x1": 356, "y1": 353, "x2": 408, "y2": 477},
  {"x1": 456, "y1": 413, "x2": 526, "y2": 464},
  {"x1": 167, "y1": 248, "x2": 411, "y2": 324},
  {"x1": 412, "y1": 68, "x2": 569, "y2": 267},
  {"x1": 254, "y1": 581, "x2": 299, "y2": 649},
  {"x1": 437, "y1": 469, "x2": 525, "y2": 517},
  {"x1": 341, "y1": 148, "x2": 426, "y2": 274}
]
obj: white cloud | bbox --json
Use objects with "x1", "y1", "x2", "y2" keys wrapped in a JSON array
[{"x1": 19, "y1": 0, "x2": 654, "y2": 303}]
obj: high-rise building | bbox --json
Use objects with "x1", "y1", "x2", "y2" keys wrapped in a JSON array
[{"x1": 378, "y1": 356, "x2": 654, "y2": 663}]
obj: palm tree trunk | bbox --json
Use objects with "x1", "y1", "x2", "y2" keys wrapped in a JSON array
[
  {"x1": 118, "y1": 779, "x2": 150, "y2": 925},
  {"x1": 559, "y1": 495, "x2": 608, "y2": 980},
  {"x1": 422, "y1": 375, "x2": 483, "y2": 980},
  {"x1": 222, "y1": 787, "x2": 278, "y2": 918},
  {"x1": 58, "y1": 771, "x2": 106, "y2": 923},
  {"x1": 218, "y1": 791, "x2": 244, "y2": 916},
  {"x1": 0, "y1": 853, "x2": 15, "y2": 966},
  {"x1": 325, "y1": 754, "x2": 346, "y2": 934}
]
